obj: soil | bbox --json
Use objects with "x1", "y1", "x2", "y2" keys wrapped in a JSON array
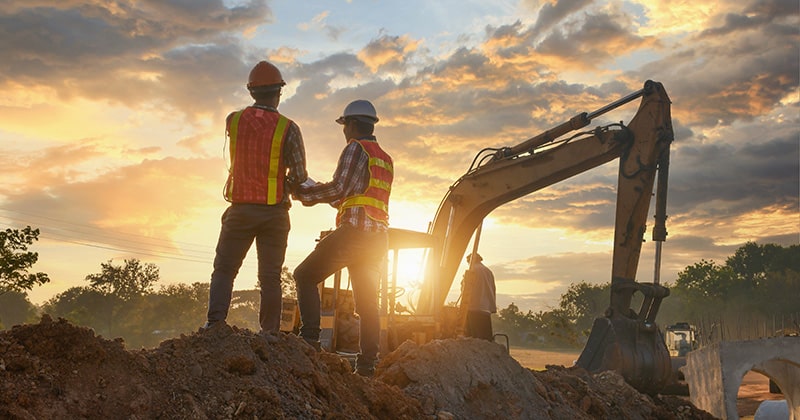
[
  {"x1": 0, "y1": 315, "x2": 719, "y2": 419},
  {"x1": 510, "y1": 349, "x2": 783, "y2": 419}
]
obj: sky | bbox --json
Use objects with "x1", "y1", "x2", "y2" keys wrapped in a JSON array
[{"x1": 1, "y1": 0, "x2": 798, "y2": 314}]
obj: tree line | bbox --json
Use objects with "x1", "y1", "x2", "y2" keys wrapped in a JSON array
[
  {"x1": 0, "y1": 226, "x2": 295, "y2": 347},
  {"x1": 493, "y1": 241, "x2": 800, "y2": 348},
  {"x1": 1, "y1": 225, "x2": 798, "y2": 349}
]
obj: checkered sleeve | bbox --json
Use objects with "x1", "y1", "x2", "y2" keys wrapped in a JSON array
[
  {"x1": 283, "y1": 122, "x2": 308, "y2": 190},
  {"x1": 294, "y1": 141, "x2": 367, "y2": 205}
]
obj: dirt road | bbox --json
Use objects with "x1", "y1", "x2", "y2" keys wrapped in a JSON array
[
  {"x1": 509, "y1": 347, "x2": 580, "y2": 370},
  {"x1": 738, "y1": 371, "x2": 786, "y2": 419}
]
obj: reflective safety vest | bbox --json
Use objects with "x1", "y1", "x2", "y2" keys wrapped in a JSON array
[
  {"x1": 223, "y1": 107, "x2": 290, "y2": 204},
  {"x1": 337, "y1": 139, "x2": 393, "y2": 226}
]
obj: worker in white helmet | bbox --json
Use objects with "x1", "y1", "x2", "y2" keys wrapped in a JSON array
[{"x1": 292, "y1": 99, "x2": 393, "y2": 377}]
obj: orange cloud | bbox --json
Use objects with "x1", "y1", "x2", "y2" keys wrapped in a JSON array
[{"x1": 358, "y1": 35, "x2": 422, "y2": 73}]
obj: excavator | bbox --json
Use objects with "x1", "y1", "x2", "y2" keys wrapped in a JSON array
[{"x1": 288, "y1": 80, "x2": 675, "y2": 394}]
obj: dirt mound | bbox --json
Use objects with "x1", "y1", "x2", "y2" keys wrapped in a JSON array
[
  {"x1": 0, "y1": 316, "x2": 716, "y2": 419},
  {"x1": 378, "y1": 338, "x2": 715, "y2": 420}
]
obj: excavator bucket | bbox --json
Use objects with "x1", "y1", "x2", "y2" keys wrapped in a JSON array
[{"x1": 576, "y1": 283, "x2": 673, "y2": 394}]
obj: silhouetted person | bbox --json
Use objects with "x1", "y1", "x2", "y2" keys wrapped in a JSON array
[
  {"x1": 293, "y1": 100, "x2": 392, "y2": 377},
  {"x1": 205, "y1": 61, "x2": 308, "y2": 342},
  {"x1": 461, "y1": 253, "x2": 497, "y2": 341}
]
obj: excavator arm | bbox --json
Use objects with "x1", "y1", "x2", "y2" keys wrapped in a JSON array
[
  {"x1": 394, "y1": 80, "x2": 674, "y2": 394},
  {"x1": 415, "y1": 80, "x2": 673, "y2": 317}
]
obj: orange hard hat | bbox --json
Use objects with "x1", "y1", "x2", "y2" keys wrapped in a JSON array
[{"x1": 247, "y1": 61, "x2": 286, "y2": 90}]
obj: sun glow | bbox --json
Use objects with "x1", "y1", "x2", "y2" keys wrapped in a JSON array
[{"x1": 386, "y1": 248, "x2": 429, "y2": 312}]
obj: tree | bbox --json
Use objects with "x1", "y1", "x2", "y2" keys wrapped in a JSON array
[
  {"x1": 228, "y1": 289, "x2": 261, "y2": 331},
  {"x1": 0, "y1": 226, "x2": 49, "y2": 295},
  {"x1": 49, "y1": 259, "x2": 162, "y2": 340},
  {"x1": 667, "y1": 242, "x2": 800, "y2": 339},
  {"x1": 533, "y1": 308, "x2": 581, "y2": 348},
  {"x1": 494, "y1": 302, "x2": 583, "y2": 349},
  {"x1": 128, "y1": 282, "x2": 210, "y2": 348},
  {"x1": 86, "y1": 258, "x2": 159, "y2": 301},
  {"x1": 41, "y1": 286, "x2": 113, "y2": 335},
  {"x1": 674, "y1": 259, "x2": 736, "y2": 299},
  {"x1": 280, "y1": 266, "x2": 296, "y2": 298},
  {"x1": 0, "y1": 291, "x2": 38, "y2": 329},
  {"x1": 558, "y1": 281, "x2": 609, "y2": 334},
  {"x1": 494, "y1": 303, "x2": 541, "y2": 345}
]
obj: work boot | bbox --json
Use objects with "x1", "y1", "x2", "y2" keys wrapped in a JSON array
[
  {"x1": 201, "y1": 321, "x2": 219, "y2": 330},
  {"x1": 354, "y1": 355, "x2": 376, "y2": 377},
  {"x1": 302, "y1": 338, "x2": 322, "y2": 352},
  {"x1": 353, "y1": 364, "x2": 375, "y2": 377},
  {"x1": 259, "y1": 330, "x2": 280, "y2": 344}
]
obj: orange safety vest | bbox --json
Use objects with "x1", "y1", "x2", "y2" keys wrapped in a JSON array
[
  {"x1": 337, "y1": 139, "x2": 393, "y2": 226},
  {"x1": 223, "y1": 107, "x2": 290, "y2": 204}
]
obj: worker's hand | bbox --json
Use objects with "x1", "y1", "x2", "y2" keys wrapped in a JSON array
[
  {"x1": 300, "y1": 177, "x2": 316, "y2": 188},
  {"x1": 292, "y1": 177, "x2": 317, "y2": 204}
]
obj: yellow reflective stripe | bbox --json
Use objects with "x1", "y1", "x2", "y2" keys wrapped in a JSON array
[
  {"x1": 340, "y1": 196, "x2": 388, "y2": 212},
  {"x1": 369, "y1": 178, "x2": 391, "y2": 191},
  {"x1": 226, "y1": 110, "x2": 246, "y2": 199},
  {"x1": 267, "y1": 116, "x2": 289, "y2": 204},
  {"x1": 369, "y1": 157, "x2": 393, "y2": 173}
]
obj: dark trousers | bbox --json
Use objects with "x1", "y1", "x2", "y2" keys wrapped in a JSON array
[
  {"x1": 293, "y1": 225, "x2": 387, "y2": 365},
  {"x1": 466, "y1": 310, "x2": 493, "y2": 341},
  {"x1": 207, "y1": 203, "x2": 290, "y2": 333}
]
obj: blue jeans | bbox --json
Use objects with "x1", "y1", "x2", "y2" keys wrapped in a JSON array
[
  {"x1": 207, "y1": 203, "x2": 290, "y2": 333},
  {"x1": 293, "y1": 225, "x2": 387, "y2": 365}
]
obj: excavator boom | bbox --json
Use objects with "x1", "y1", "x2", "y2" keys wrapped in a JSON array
[
  {"x1": 415, "y1": 81, "x2": 673, "y2": 321},
  {"x1": 380, "y1": 80, "x2": 675, "y2": 394}
]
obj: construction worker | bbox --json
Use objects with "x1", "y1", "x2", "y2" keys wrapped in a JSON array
[
  {"x1": 292, "y1": 99, "x2": 393, "y2": 377},
  {"x1": 461, "y1": 253, "x2": 497, "y2": 341},
  {"x1": 204, "y1": 61, "x2": 308, "y2": 342}
]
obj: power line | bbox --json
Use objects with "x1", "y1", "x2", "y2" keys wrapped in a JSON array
[
  {"x1": 0, "y1": 207, "x2": 258, "y2": 270},
  {"x1": 0, "y1": 206, "x2": 211, "y2": 252},
  {"x1": 1, "y1": 213, "x2": 213, "y2": 260}
]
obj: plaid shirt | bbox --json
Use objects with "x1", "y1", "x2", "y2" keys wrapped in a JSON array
[
  {"x1": 295, "y1": 136, "x2": 388, "y2": 232},
  {"x1": 249, "y1": 105, "x2": 308, "y2": 203}
]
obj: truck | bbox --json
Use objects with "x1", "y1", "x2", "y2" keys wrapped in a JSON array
[
  {"x1": 286, "y1": 80, "x2": 675, "y2": 394},
  {"x1": 665, "y1": 322, "x2": 699, "y2": 357}
]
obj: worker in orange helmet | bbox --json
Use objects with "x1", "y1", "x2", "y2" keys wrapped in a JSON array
[
  {"x1": 292, "y1": 99, "x2": 393, "y2": 377},
  {"x1": 204, "y1": 61, "x2": 309, "y2": 343}
]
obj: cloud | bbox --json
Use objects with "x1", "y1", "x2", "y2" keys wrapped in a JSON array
[
  {"x1": 0, "y1": 0, "x2": 796, "y2": 311},
  {"x1": 0, "y1": 1, "x2": 270, "y2": 120},
  {"x1": 531, "y1": 0, "x2": 597, "y2": 35},
  {"x1": 534, "y1": 11, "x2": 657, "y2": 65},
  {"x1": 481, "y1": 6, "x2": 658, "y2": 74},
  {"x1": 297, "y1": 11, "x2": 330, "y2": 32},
  {"x1": 358, "y1": 34, "x2": 422, "y2": 74},
  {"x1": 633, "y1": 0, "x2": 799, "y2": 126},
  {"x1": 699, "y1": 0, "x2": 797, "y2": 37},
  {"x1": 296, "y1": 10, "x2": 345, "y2": 41},
  {"x1": 274, "y1": 0, "x2": 797, "y2": 252},
  {"x1": 669, "y1": 125, "x2": 799, "y2": 216},
  {"x1": 1, "y1": 144, "x2": 221, "y2": 247}
]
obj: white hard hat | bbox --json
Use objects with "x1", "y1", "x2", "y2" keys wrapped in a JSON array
[{"x1": 336, "y1": 99, "x2": 379, "y2": 124}]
